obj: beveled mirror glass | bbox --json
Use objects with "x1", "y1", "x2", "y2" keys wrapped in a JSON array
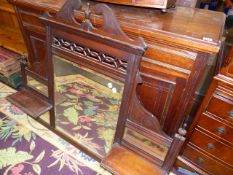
[{"x1": 52, "y1": 54, "x2": 124, "y2": 157}]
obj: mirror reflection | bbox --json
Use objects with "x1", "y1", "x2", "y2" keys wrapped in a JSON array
[
  {"x1": 40, "y1": 112, "x2": 50, "y2": 125},
  {"x1": 27, "y1": 75, "x2": 48, "y2": 97},
  {"x1": 53, "y1": 55, "x2": 124, "y2": 157},
  {"x1": 123, "y1": 128, "x2": 168, "y2": 161}
]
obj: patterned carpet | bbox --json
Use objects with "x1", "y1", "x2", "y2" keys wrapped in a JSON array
[
  {"x1": 27, "y1": 67, "x2": 123, "y2": 158},
  {"x1": 53, "y1": 74, "x2": 122, "y2": 157},
  {"x1": 0, "y1": 82, "x2": 110, "y2": 175},
  {"x1": 0, "y1": 81, "x2": 186, "y2": 175}
]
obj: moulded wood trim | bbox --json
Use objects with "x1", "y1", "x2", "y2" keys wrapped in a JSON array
[
  {"x1": 215, "y1": 74, "x2": 233, "y2": 87},
  {"x1": 143, "y1": 57, "x2": 191, "y2": 75}
]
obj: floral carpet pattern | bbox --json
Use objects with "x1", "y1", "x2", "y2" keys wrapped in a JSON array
[
  {"x1": 0, "y1": 82, "x2": 182, "y2": 175},
  {"x1": 26, "y1": 55, "x2": 124, "y2": 157},
  {"x1": 28, "y1": 64, "x2": 123, "y2": 158},
  {"x1": 0, "y1": 112, "x2": 98, "y2": 175},
  {"x1": 0, "y1": 82, "x2": 111, "y2": 175},
  {"x1": 54, "y1": 74, "x2": 122, "y2": 157}
]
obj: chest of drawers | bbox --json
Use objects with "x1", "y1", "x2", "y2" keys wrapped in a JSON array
[{"x1": 177, "y1": 61, "x2": 233, "y2": 174}]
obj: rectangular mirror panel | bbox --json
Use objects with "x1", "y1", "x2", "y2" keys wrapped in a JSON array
[
  {"x1": 27, "y1": 75, "x2": 48, "y2": 97},
  {"x1": 123, "y1": 128, "x2": 168, "y2": 161},
  {"x1": 53, "y1": 55, "x2": 124, "y2": 157}
]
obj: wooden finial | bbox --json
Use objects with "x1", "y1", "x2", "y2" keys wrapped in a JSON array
[
  {"x1": 178, "y1": 123, "x2": 187, "y2": 137},
  {"x1": 85, "y1": 2, "x2": 91, "y2": 20},
  {"x1": 81, "y1": 2, "x2": 93, "y2": 30}
]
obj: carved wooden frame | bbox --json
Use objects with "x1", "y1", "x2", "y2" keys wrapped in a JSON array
[
  {"x1": 40, "y1": 0, "x2": 149, "y2": 160},
  {"x1": 7, "y1": 0, "x2": 187, "y2": 173}
]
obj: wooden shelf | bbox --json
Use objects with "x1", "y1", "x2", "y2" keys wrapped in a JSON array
[
  {"x1": 102, "y1": 145, "x2": 166, "y2": 175},
  {"x1": 0, "y1": 25, "x2": 27, "y2": 54},
  {"x1": 7, "y1": 89, "x2": 52, "y2": 118},
  {"x1": 0, "y1": 1, "x2": 15, "y2": 13}
]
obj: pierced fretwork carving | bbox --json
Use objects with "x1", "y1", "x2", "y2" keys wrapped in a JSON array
[
  {"x1": 94, "y1": 4, "x2": 146, "y2": 47},
  {"x1": 94, "y1": 4, "x2": 129, "y2": 39},
  {"x1": 54, "y1": 0, "x2": 146, "y2": 47},
  {"x1": 53, "y1": 37, "x2": 128, "y2": 72}
]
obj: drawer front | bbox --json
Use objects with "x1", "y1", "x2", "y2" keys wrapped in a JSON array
[
  {"x1": 96, "y1": 0, "x2": 168, "y2": 7},
  {"x1": 198, "y1": 113, "x2": 233, "y2": 144},
  {"x1": 135, "y1": 0, "x2": 166, "y2": 6},
  {"x1": 206, "y1": 94, "x2": 233, "y2": 124},
  {"x1": 144, "y1": 45, "x2": 195, "y2": 72},
  {"x1": 190, "y1": 128, "x2": 233, "y2": 165},
  {"x1": 183, "y1": 144, "x2": 233, "y2": 175}
]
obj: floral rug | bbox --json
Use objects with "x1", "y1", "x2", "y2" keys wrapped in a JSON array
[
  {"x1": 54, "y1": 74, "x2": 122, "y2": 157},
  {"x1": 0, "y1": 82, "x2": 183, "y2": 175},
  {"x1": 28, "y1": 59, "x2": 123, "y2": 158},
  {"x1": 0, "y1": 82, "x2": 111, "y2": 175}
]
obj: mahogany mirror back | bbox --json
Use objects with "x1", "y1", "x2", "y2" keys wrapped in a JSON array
[
  {"x1": 40, "y1": 0, "x2": 148, "y2": 160},
  {"x1": 7, "y1": 0, "x2": 187, "y2": 174}
]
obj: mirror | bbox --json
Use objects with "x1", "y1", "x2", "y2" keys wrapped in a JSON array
[
  {"x1": 52, "y1": 55, "x2": 124, "y2": 157},
  {"x1": 38, "y1": 0, "x2": 147, "y2": 161},
  {"x1": 123, "y1": 128, "x2": 168, "y2": 161},
  {"x1": 27, "y1": 75, "x2": 48, "y2": 97},
  {"x1": 27, "y1": 77, "x2": 50, "y2": 124}
]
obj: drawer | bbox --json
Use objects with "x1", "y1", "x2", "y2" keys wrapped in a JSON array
[
  {"x1": 207, "y1": 94, "x2": 233, "y2": 124},
  {"x1": 96, "y1": 0, "x2": 169, "y2": 7},
  {"x1": 135, "y1": 0, "x2": 166, "y2": 6},
  {"x1": 144, "y1": 45, "x2": 195, "y2": 71},
  {"x1": 198, "y1": 113, "x2": 233, "y2": 144},
  {"x1": 190, "y1": 128, "x2": 233, "y2": 166},
  {"x1": 183, "y1": 144, "x2": 233, "y2": 175}
]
